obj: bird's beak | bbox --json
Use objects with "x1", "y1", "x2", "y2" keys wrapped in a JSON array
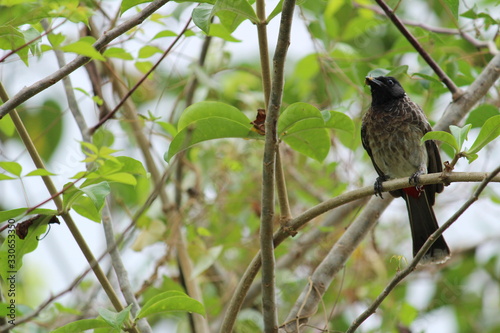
[{"x1": 365, "y1": 76, "x2": 382, "y2": 86}]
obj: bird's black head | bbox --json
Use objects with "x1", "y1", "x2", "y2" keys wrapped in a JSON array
[{"x1": 365, "y1": 76, "x2": 406, "y2": 106}]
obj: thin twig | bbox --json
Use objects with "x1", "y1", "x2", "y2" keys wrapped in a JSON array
[
  {"x1": 374, "y1": 0, "x2": 462, "y2": 99},
  {"x1": 41, "y1": 19, "x2": 90, "y2": 140},
  {"x1": 346, "y1": 165, "x2": 500, "y2": 333},
  {"x1": 0, "y1": 0, "x2": 171, "y2": 119},
  {"x1": 256, "y1": 0, "x2": 272, "y2": 108},
  {"x1": 89, "y1": 17, "x2": 192, "y2": 134},
  {"x1": 102, "y1": 202, "x2": 153, "y2": 333}
]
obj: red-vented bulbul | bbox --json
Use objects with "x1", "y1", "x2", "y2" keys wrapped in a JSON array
[{"x1": 361, "y1": 76, "x2": 450, "y2": 264}]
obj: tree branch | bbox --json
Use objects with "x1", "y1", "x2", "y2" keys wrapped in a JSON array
[
  {"x1": 281, "y1": 196, "x2": 393, "y2": 332},
  {"x1": 435, "y1": 52, "x2": 500, "y2": 131},
  {"x1": 0, "y1": 0, "x2": 170, "y2": 119},
  {"x1": 346, "y1": 164, "x2": 500, "y2": 333},
  {"x1": 260, "y1": 0, "x2": 297, "y2": 331}
]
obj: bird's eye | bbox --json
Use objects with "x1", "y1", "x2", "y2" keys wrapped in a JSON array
[{"x1": 386, "y1": 79, "x2": 394, "y2": 86}]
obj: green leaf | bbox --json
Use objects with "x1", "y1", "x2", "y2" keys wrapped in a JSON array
[
  {"x1": 166, "y1": 102, "x2": 256, "y2": 162},
  {"x1": 0, "y1": 215, "x2": 52, "y2": 281},
  {"x1": 54, "y1": 302, "x2": 82, "y2": 315},
  {"x1": 0, "y1": 208, "x2": 58, "y2": 222},
  {"x1": 367, "y1": 68, "x2": 389, "y2": 78},
  {"x1": 19, "y1": 99, "x2": 64, "y2": 161},
  {"x1": 152, "y1": 30, "x2": 178, "y2": 40},
  {"x1": 116, "y1": 156, "x2": 148, "y2": 176},
  {"x1": 167, "y1": 118, "x2": 256, "y2": 162},
  {"x1": 121, "y1": 0, "x2": 152, "y2": 14},
  {"x1": 208, "y1": 23, "x2": 241, "y2": 42},
  {"x1": 412, "y1": 72, "x2": 441, "y2": 84},
  {"x1": 460, "y1": 7, "x2": 477, "y2": 19},
  {"x1": 103, "y1": 47, "x2": 134, "y2": 60},
  {"x1": 0, "y1": 174, "x2": 16, "y2": 180},
  {"x1": 140, "y1": 290, "x2": 186, "y2": 311},
  {"x1": 157, "y1": 121, "x2": 178, "y2": 137},
  {"x1": 0, "y1": 161, "x2": 22, "y2": 177},
  {"x1": 52, "y1": 318, "x2": 111, "y2": 333},
  {"x1": 449, "y1": 124, "x2": 471, "y2": 152},
  {"x1": 92, "y1": 129, "x2": 115, "y2": 148},
  {"x1": 24, "y1": 168, "x2": 56, "y2": 177},
  {"x1": 192, "y1": 245, "x2": 223, "y2": 277},
  {"x1": 267, "y1": 0, "x2": 283, "y2": 22},
  {"x1": 61, "y1": 40, "x2": 105, "y2": 61},
  {"x1": 81, "y1": 141, "x2": 99, "y2": 154},
  {"x1": 398, "y1": 302, "x2": 418, "y2": 326},
  {"x1": 213, "y1": 0, "x2": 258, "y2": 26},
  {"x1": 103, "y1": 172, "x2": 137, "y2": 185},
  {"x1": 177, "y1": 101, "x2": 252, "y2": 131},
  {"x1": 278, "y1": 103, "x2": 331, "y2": 162},
  {"x1": 137, "y1": 291, "x2": 205, "y2": 319},
  {"x1": 323, "y1": 110, "x2": 355, "y2": 134},
  {"x1": 72, "y1": 195, "x2": 102, "y2": 222},
  {"x1": 193, "y1": 4, "x2": 213, "y2": 34},
  {"x1": 0, "y1": 113, "x2": 15, "y2": 137},
  {"x1": 421, "y1": 131, "x2": 459, "y2": 153},
  {"x1": 80, "y1": 182, "x2": 111, "y2": 211},
  {"x1": 135, "y1": 61, "x2": 153, "y2": 75},
  {"x1": 443, "y1": 0, "x2": 459, "y2": 19},
  {"x1": 467, "y1": 115, "x2": 500, "y2": 155},
  {"x1": 465, "y1": 104, "x2": 500, "y2": 128},
  {"x1": 387, "y1": 65, "x2": 409, "y2": 77},
  {"x1": 138, "y1": 45, "x2": 163, "y2": 58},
  {"x1": 98, "y1": 304, "x2": 132, "y2": 330},
  {"x1": 47, "y1": 32, "x2": 66, "y2": 48},
  {"x1": 63, "y1": 182, "x2": 109, "y2": 222},
  {"x1": 193, "y1": 0, "x2": 258, "y2": 34},
  {"x1": 278, "y1": 103, "x2": 325, "y2": 134}
]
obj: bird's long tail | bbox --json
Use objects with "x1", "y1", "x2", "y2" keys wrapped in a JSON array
[{"x1": 403, "y1": 188, "x2": 450, "y2": 264}]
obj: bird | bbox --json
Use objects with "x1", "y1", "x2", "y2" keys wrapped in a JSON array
[{"x1": 361, "y1": 75, "x2": 450, "y2": 264}]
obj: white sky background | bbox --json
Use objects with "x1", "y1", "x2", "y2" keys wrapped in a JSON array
[{"x1": 1, "y1": 1, "x2": 500, "y2": 332}]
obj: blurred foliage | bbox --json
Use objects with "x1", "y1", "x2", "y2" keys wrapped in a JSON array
[{"x1": 0, "y1": 0, "x2": 499, "y2": 332}]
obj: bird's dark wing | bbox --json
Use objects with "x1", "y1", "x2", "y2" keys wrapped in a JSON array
[
  {"x1": 425, "y1": 139, "x2": 444, "y2": 205},
  {"x1": 361, "y1": 120, "x2": 385, "y2": 178}
]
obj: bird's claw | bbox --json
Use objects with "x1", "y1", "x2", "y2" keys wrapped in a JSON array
[
  {"x1": 374, "y1": 175, "x2": 387, "y2": 198},
  {"x1": 409, "y1": 171, "x2": 422, "y2": 186},
  {"x1": 409, "y1": 171, "x2": 424, "y2": 192}
]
